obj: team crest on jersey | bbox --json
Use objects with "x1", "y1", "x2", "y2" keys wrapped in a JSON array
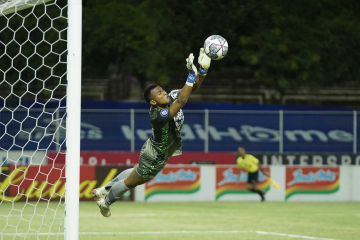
[{"x1": 160, "y1": 109, "x2": 168, "y2": 117}]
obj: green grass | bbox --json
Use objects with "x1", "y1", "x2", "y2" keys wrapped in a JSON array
[{"x1": 1, "y1": 201, "x2": 359, "y2": 240}]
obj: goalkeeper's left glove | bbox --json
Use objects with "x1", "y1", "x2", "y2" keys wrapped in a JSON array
[
  {"x1": 185, "y1": 53, "x2": 197, "y2": 86},
  {"x1": 186, "y1": 54, "x2": 198, "y2": 75},
  {"x1": 198, "y1": 48, "x2": 211, "y2": 76}
]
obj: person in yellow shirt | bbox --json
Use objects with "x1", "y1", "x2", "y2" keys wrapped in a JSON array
[{"x1": 236, "y1": 147, "x2": 267, "y2": 201}]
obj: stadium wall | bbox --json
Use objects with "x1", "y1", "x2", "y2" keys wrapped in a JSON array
[
  {"x1": 134, "y1": 165, "x2": 360, "y2": 202},
  {"x1": 1, "y1": 164, "x2": 358, "y2": 202}
]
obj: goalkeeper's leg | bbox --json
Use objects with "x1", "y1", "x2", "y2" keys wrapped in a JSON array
[
  {"x1": 92, "y1": 167, "x2": 134, "y2": 200},
  {"x1": 105, "y1": 169, "x2": 147, "y2": 205},
  {"x1": 94, "y1": 168, "x2": 147, "y2": 218}
]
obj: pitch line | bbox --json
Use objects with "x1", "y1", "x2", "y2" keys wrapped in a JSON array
[{"x1": 1, "y1": 230, "x2": 336, "y2": 240}]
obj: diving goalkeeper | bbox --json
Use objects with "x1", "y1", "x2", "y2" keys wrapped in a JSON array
[{"x1": 92, "y1": 49, "x2": 211, "y2": 217}]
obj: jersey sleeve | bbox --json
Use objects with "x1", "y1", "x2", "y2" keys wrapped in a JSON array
[
  {"x1": 150, "y1": 107, "x2": 171, "y2": 128},
  {"x1": 169, "y1": 89, "x2": 181, "y2": 104}
]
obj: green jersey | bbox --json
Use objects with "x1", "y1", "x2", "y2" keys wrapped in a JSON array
[
  {"x1": 148, "y1": 89, "x2": 183, "y2": 157},
  {"x1": 135, "y1": 89, "x2": 183, "y2": 180}
]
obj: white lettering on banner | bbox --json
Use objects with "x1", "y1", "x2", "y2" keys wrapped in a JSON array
[
  {"x1": 300, "y1": 155, "x2": 309, "y2": 166},
  {"x1": 209, "y1": 126, "x2": 242, "y2": 141},
  {"x1": 181, "y1": 124, "x2": 196, "y2": 140},
  {"x1": 120, "y1": 124, "x2": 354, "y2": 143},
  {"x1": 271, "y1": 155, "x2": 282, "y2": 165},
  {"x1": 217, "y1": 168, "x2": 266, "y2": 186},
  {"x1": 313, "y1": 155, "x2": 323, "y2": 166},
  {"x1": 287, "y1": 169, "x2": 336, "y2": 186},
  {"x1": 327, "y1": 156, "x2": 337, "y2": 166},
  {"x1": 240, "y1": 125, "x2": 279, "y2": 142},
  {"x1": 147, "y1": 169, "x2": 197, "y2": 186},
  {"x1": 328, "y1": 130, "x2": 353, "y2": 142},
  {"x1": 286, "y1": 155, "x2": 296, "y2": 166},
  {"x1": 341, "y1": 155, "x2": 351, "y2": 165},
  {"x1": 88, "y1": 157, "x2": 97, "y2": 166},
  {"x1": 193, "y1": 124, "x2": 205, "y2": 140},
  {"x1": 285, "y1": 130, "x2": 328, "y2": 142},
  {"x1": 18, "y1": 119, "x2": 103, "y2": 141},
  {"x1": 121, "y1": 126, "x2": 132, "y2": 140}
]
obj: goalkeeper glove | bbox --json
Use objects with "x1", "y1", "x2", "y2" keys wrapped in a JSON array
[
  {"x1": 198, "y1": 48, "x2": 211, "y2": 76},
  {"x1": 185, "y1": 53, "x2": 197, "y2": 86}
]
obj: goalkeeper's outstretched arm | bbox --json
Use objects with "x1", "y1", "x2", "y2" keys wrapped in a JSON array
[
  {"x1": 169, "y1": 53, "x2": 197, "y2": 118},
  {"x1": 170, "y1": 49, "x2": 212, "y2": 117}
]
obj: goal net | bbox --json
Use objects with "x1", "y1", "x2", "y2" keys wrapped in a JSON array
[{"x1": 0, "y1": 0, "x2": 81, "y2": 239}]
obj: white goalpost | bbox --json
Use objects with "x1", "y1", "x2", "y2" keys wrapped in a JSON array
[{"x1": 0, "y1": 0, "x2": 81, "y2": 239}]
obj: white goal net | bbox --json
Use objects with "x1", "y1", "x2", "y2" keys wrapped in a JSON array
[{"x1": 0, "y1": 0, "x2": 81, "y2": 239}]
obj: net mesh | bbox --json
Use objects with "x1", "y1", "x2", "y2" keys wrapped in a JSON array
[{"x1": 0, "y1": 0, "x2": 68, "y2": 238}]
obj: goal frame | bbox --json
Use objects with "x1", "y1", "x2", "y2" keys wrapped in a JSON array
[{"x1": 65, "y1": 0, "x2": 82, "y2": 239}]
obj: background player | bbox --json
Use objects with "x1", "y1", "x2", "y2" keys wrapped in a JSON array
[
  {"x1": 92, "y1": 49, "x2": 211, "y2": 217},
  {"x1": 236, "y1": 147, "x2": 267, "y2": 201}
]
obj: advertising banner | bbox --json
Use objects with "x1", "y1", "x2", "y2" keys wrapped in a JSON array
[
  {"x1": 144, "y1": 167, "x2": 200, "y2": 201},
  {"x1": 47, "y1": 151, "x2": 236, "y2": 165},
  {"x1": 254, "y1": 153, "x2": 360, "y2": 166},
  {"x1": 215, "y1": 167, "x2": 270, "y2": 200},
  {"x1": 0, "y1": 165, "x2": 134, "y2": 202},
  {"x1": 285, "y1": 167, "x2": 340, "y2": 200},
  {"x1": 47, "y1": 151, "x2": 360, "y2": 166},
  {"x1": 1, "y1": 110, "x2": 357, "y2": 153},
  {"x1": 1, "y1": 151, "x2": 47, "y2": 165}
]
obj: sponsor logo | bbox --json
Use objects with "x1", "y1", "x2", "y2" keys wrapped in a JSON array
[
  {"x1": 215, "y1": 167, "x2": 270, "y2": 200},
  {"x1": 0, "y1": 166, "x2": 132, "y2": 202},
  {"x1": 285, "y1": 167, "x2": 340, "y2": 200},
  {"x1": 121, "y1": 124, "x2": 353, "y2": 143},
  {"x1": 14, "y1": 118, "x2": 103, "y2": 141},
  {"x1": 160, "y1": 109, "x2": 168, "y2": 117},
  {"x1": 145, "y1": 167, "x2": 200, "y2": 200}
]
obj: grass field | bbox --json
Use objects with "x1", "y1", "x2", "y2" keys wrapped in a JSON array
[{"x1": 1, "y1": 201, "x2": 359, "y2": 240}]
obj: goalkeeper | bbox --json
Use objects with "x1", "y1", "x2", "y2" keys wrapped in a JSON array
[
  {"x1": 92, "y1": 49, "x2": 211, "y2": 217},
  {"x1": 236, "y1": 147, "x2": 267, "y2": 202}
]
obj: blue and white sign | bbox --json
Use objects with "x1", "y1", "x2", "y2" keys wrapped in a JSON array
[{"x1": 0, "y1": 110, "x2": 358, "y2": 153}]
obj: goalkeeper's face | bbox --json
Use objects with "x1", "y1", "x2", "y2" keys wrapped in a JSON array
[{"x1": 150, "y1": 86, "x2": 170, "y2": 107}]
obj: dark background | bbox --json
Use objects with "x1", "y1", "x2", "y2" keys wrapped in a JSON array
[{"x1": 1, "y1": 0, "x2": 360, "y2": 106}]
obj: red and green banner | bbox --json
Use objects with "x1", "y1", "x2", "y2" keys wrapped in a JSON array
[
  {"x1": 285, "y1": 167, "x2": 340, "y2": 200},
  {"x1": 215, "y1": 167, "x2": 270, "y2": 200},
  {"x1": 0, "y1": 165, "x2": 134, "y2": 202},
  {"x1": 145, "y1": 167, "x2": 200, "y2": 200}
]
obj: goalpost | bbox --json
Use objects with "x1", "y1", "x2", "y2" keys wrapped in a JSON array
[{"x1": 0, "y1": 0, "x2": 81, "y2": 239}]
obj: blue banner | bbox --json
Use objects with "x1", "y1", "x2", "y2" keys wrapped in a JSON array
[{"x1": 0, "y1": 110, "x2": 357, "y2": 153}]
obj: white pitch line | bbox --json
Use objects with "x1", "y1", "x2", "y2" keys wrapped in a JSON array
[
  {"x1": 0, "y1": 230, "x2": 337, "y2": 240},
  {"x1": 4, "y1": 213, "x2": 205, "y2": 217}
]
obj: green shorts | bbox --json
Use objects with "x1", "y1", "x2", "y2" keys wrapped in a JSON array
[{"x1": 134, "y1": 139, "x2": 182, "y2": 181}]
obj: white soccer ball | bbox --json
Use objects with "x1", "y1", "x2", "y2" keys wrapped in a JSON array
[{"x1": 203, "y1": 35, "x2": 229, "y2": 60}]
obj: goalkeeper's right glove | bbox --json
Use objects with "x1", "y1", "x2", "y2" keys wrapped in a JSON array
[
  {"x1": 185, "y1": 53, "x2": 197, "y2": 86},
  {"x1": 198, "y1": 48, "x2": 211, "y2": 76}
]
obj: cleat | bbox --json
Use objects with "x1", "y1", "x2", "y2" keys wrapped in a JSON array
[
  {"x1": 92, "y1": 188, "x2": 108, "y2": 200},
  {"x1": 96, "y1": 198, "x2": 111, "y2": 218}
]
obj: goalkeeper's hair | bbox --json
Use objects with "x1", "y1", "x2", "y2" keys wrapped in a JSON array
[{"x1": 143, "y1": 83, "x2": 159, "y2": 103}]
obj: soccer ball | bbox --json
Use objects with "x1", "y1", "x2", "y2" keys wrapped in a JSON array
[{"x1": 204, "y1": 35, "x2": 228, "y2": 60}]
